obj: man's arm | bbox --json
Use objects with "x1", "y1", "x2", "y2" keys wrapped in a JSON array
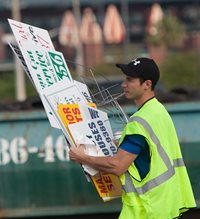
[{"x1": 69, "y1": 145, "x2": 138, "y2": 176}]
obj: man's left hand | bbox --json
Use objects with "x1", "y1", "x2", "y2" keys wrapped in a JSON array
[{"x1": 69, "y1": 144, "x2": 86, "y2": 164}]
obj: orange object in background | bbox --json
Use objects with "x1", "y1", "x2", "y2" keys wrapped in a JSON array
[
  {"x1": 80, "y1": 8, "x2": 103, "y2": 67},
  {"x1": 59, "y1": 10, "x2": 79, "y2": 48},
  {"x1": 103, "y1": 4, "x2": 126, "y2": 44}
]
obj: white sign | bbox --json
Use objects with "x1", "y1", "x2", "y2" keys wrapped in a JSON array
[
  {"x1": 8, "y1": 19, "x2": 74, "y2": 128},
  {"x1": 8, "y1": 41, "x2": 34, "y2": 85},
  {"x1": 74, "y1": 81, "x2": 93, "y2": 103},
  {"x1": 43, "y1": 80, "x2": 87, "y2": 111},
  {"x1": 68, "y1": 103, "x2": 117, "y2": 160},
  {"x1": 8, "y1": 19, "x2": 54, "y2": 50}
]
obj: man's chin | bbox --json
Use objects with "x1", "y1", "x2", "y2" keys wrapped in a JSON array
[{"x1": 124, "y1": 93, "x2": 131, "y2": 99}]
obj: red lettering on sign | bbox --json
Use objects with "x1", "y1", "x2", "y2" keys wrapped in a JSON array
[
  {"x1": 37, "y1": 35, "x2": 51, "y2": 49},
  {"x1": 96, "y1": 178, "x2": 107, "y2": 194},
  {"x1": 11, "y1": 22, "x2": 22, "y2": 29},
  {"x1": 103, "y1": 175, "x2": 112, "y2": 183},
  {"x1": 63, "y1": 107, "x2": 70, "y2": 114},
  {"x1": 11, "y1": 22, "x2": 28, "y2": 40},
  {"x1": 62, "y1": 106, "x2": 83, "y2": 124},
  {"x1": 66, "y1": 114, "x2": 74, "y2": 122},
  {"x1": 98, "y1": 185, "x2": 107, "y2": 194},
  {"x1": 107, "y1": 183, "x2": 114, "y2": 191}
]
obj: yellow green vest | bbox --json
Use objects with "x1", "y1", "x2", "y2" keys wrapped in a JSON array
[{"x1": 118, "y1": 98, "x2": 196, "y2": 219}]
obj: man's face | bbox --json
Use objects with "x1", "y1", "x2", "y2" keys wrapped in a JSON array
[{"x1": 121, "y1": 76, "x2": 145, "y2": 101}]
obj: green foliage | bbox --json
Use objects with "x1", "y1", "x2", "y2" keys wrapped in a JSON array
[
  {"x1": 0, "y1": 72, "x2": 15, "y2": 101},
  {"x1": 1, "y1": 51, "x2": 199, "y2": 102},
  {"x1": 25, "y1": 78, "x2": 37, "y2": 97},
  {"x1": 160, "y1": 52, "x2": 200, "y2": 89},
  {"x1": 92, "y1": 62, "x2": 120, "y2": 77},
  {"x1": 0, "y1": 72, "x2": 37, "y2": 101},
  {"x1": 147, "y1": 14, "x2": 185, "y2": 48}
]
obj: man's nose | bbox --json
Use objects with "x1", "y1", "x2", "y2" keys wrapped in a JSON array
[{"x1": 121, "y1": 81, "x2": 126, "y2": 88}]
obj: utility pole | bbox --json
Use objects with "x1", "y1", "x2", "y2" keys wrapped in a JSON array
[
  {"x1": 121, "y1": 0, "x2": 130, "y2": 62},
  {"x1": 12, "y1": 0, "x2": 26, "y2": 101},
  {"x1": 72, "y1": 0, "x2": 84, "y2": 77}
]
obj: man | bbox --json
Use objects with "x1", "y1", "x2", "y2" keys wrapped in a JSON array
[{"x1": 69, "y1": 57, "x2": 196, "y2": 218}]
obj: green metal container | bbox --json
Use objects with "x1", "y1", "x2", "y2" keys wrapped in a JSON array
[{"x1": 0, "y1": 101, "x2": 199, "y2": 218}]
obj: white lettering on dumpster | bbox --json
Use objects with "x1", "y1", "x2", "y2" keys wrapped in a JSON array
[
  {"x1": 0, "y1": 135, "x2": 69, "y2": 166},
  {"x1": 0, "y1": 138, "x2": 10, "y2": 165}
]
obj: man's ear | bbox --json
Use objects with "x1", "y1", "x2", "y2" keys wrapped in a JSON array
[{"x1": 144, "y1": 80, "x2": 152, "y2": 90}]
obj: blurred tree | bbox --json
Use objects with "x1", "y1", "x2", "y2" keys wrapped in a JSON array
[
  {"x1": 146, "y1": 13, "x2": 185, "y2": 63},
  {"x1": 160, "y1": 52, "x2": 200, "y2": 89},
  {"x1": 147, "y1": 14, "x2": 185, "y2": 48}
]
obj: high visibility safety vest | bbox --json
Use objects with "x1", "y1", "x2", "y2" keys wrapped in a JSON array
[{"x1": 118, "y1": 98, "x2": 196, "y2": 219}]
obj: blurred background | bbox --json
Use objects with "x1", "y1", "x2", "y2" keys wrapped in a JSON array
[
  {"x1": 1, "y1": 0, "x2": 200, "y2": 105},
  {"x1": 0, "y1": 1, "x2": 200, "y2": 219}
]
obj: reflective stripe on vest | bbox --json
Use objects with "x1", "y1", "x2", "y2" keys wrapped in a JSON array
[{"x1": 122, "y1": 116, "x2": 185, "y2": 195}]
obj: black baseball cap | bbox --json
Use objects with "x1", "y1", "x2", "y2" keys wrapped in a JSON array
[{"x1": 116, "y1": 57, "x2": 160, "y2": 87}]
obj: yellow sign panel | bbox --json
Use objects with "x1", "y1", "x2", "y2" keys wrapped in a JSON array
[
  {"x1": 91, "y1": 173, "x2": 122, "y2": 201},
  {"x1": 57, "y1": 103, "x2": 122, "y2": 201},
  {"x1": 58, "y1": 104, "x2": 83, "y2": 127},
  {"x1": 57, "y1": 102, "x2": 96, "y2": 128}
]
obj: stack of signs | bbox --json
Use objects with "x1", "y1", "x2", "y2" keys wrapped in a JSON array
[{"x1": 8, "y1": 19, "x2": 122, "y2": 201}]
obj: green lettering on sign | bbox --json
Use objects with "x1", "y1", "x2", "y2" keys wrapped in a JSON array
[
  {"x1": 48, "y1": 52, "x2": 72, "y2": 81},
  {"x1": 27, "y1": 50, "x2": 38, "y2": 70}
]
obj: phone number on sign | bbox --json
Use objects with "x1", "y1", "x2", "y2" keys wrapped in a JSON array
[{"x1": 87, "y1": 120, "x2": 117, "y2": 156}]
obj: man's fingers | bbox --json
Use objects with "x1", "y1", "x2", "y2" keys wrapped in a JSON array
[
  {"x1": 69, "y1": 145, "x2": 86, "y2": 164},
  {"x1": 78, "y1": 144, "x2": 86, "y2": 149}
]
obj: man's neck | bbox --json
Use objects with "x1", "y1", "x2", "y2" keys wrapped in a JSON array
[{"x1": 135, "y1": 91, "x2": 155, "y2": 108}]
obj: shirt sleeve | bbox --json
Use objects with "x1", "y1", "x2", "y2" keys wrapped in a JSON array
[{"x1": 119, "y1": 134, "x2": 147, "y2": 155}]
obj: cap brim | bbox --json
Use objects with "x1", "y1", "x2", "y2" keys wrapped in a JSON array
[{"x1": 116, "y1": 63, "x2": 137, "y2": 77}]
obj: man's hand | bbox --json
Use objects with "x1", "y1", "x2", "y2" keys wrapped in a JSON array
[
  {"x1": 69, "y1": 144, "x2": 86, "y2": 164},
  {"x1": 69, "y1": 145, "x2": 138, "y2": 176}
]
